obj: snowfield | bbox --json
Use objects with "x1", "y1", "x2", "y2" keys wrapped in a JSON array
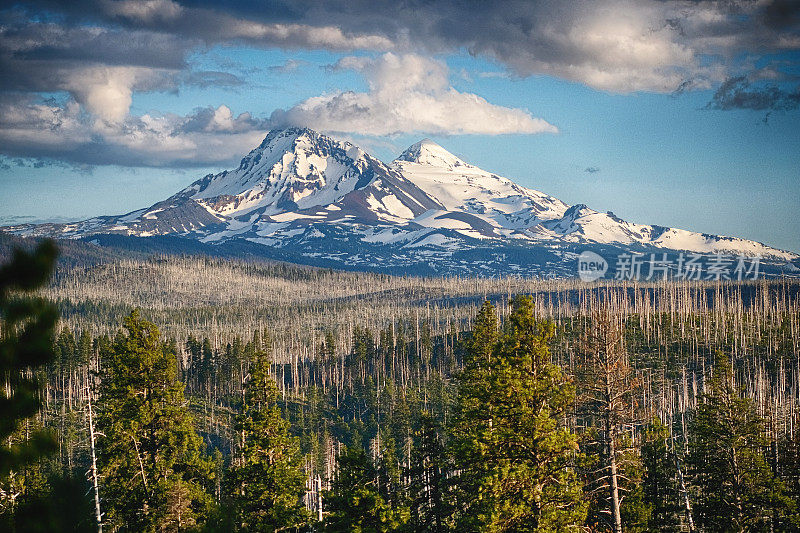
[{"x1": 3, "y1": 127, "x2": 798, "y2": 274}]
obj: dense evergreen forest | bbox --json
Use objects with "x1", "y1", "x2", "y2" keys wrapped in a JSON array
[{"x1": 2, "y1": 246, "x2": 800, "y2": 531}]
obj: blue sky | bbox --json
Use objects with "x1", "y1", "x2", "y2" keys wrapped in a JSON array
[{"x1": 1, "y1": 1, "x2": 799, "y2": 252}]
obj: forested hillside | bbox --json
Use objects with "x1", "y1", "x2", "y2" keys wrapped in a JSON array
[{"x1": 2, "y1": 251, "x2": 800, "y2": 531}]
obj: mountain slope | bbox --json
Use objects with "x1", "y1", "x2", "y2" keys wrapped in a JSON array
[
  {"x1": 4, "y1": 128, "x2": 798, "y2": 277},
  {"x1": 391, "y1": 140, "x2": 796, "y2": 261}
]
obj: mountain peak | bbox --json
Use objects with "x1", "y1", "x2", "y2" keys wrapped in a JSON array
[
  {"x1": 6, "y1": 128, "x2": 797, "y2": 272},
  {"x1": 236, "y1": 127, "x2": 313, "y2": 170},
  {"x1": 178, "y1": 125, "x2": 381, "y2": 217},
  {"x1": 395, "y1": 139, "x2": 466, "y2": 168}
]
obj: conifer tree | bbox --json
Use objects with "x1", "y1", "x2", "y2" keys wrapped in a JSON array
[
  {"x1": 688, "y1": 353, "x2": 793, "y2": 532},
  {"x1": 0, "y1": 240, "x2": 59, "y2": 476},
  {"x1": 640, "y1": 418, "x2": 682, "y2": 532},
  {"x1": 577, "y1": 309, "x2": 640, "y2": 533},
  {"x1": 97, "y1": 310, "x2": 212, "y2": 532},
  {"x1": 324, "y1": 445, "x2": 408, "y2": 532},
  {"x1": 447, "y1": 300, "x2": 497, "y2": 528},
  {"x1": 0, "y1": 241, "x2": 73, "y2": 532},
  {"x1": 776, "y1": 414, "x2": 800, "y2": 530},
  {"x1": 227, "y1": 346, "x2": 308, "y2": 531},
  {"x1": 408, "y1": 411, "x2": 448, "y2": 532},
  {"x1": 450, "y1": 297, "x2": 586, "y2": 531}
]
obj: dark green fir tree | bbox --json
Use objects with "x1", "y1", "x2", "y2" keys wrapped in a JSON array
[
  {"x1": 449, "y1": 297, "x2": 586, "y2": 532},
  {"x1": 408, "y1": 411, "x2": 449, "y2": 532},
  {"x1": 97, "y1": 310, "x2": 213, "y2": 532},
  {"x1": 0, "y1": 240, "x2": 59, "y2": 475},
  {"x1": 323, "y1": 445, "x2": 408, "y2": 532},
  {"x1": 227, "y1": 346, "x2": 308, "y2": 531},
  {"x1": 641, "y1": 418, "x2": 683, "y2": 532},
  {"x1": 688, "y1": 354, "x2": 794, "y2": 532}
]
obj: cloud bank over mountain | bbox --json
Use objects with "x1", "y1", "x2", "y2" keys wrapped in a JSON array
[
  {"x1": 1, "y1": 0, "x2": 799, "y2": 167},
  {"x1": 268, "y1": 53, "x2": 557, "y2": 137}
]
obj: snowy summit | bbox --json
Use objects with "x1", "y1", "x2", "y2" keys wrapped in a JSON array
[{"x1": 4, "y1": 128, "x2": 798, "y2": 276}]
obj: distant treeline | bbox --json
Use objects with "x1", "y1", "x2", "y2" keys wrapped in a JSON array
[{"x1": 2, "y1": 247, "x2": 800, "y2": 531}]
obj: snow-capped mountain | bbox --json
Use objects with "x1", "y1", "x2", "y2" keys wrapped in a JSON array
[{"x1": 5, "y1": 128, "x2": 798, "y2": 277}]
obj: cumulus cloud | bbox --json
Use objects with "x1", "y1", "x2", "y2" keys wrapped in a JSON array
[
  {"x1": 63, "y1": 66, "x2": 158, "y2": 123},
  {"x1": 62, "y1": 0, "x2": 395, "y2": 51},
  {"x1": 4, "y1": 1, "x2": 800, "y2": 105},
  {"x1": 32, "y1": 0, "x2": 799, "y2": 93},
  {"x1": 269, "y1": 53, "x2": 557, "y2": 136},
  {"x1": 0, "y1": 97, "x2": 268, "y2": 167},
  {"x1": 2, "y1": 0, "x2": 800, "y2": 168},
  {"x1": 0, "y1": 19, "x2": 196, "y2": 123}
]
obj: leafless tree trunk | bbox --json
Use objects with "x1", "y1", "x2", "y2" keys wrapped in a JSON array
[{"x1": 86, "y1": 384, "x2": 103, "y2": 533}]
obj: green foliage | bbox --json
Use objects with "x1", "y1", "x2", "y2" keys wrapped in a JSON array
[
  {"x1": 227, "y1": 347, "x2": 308, "y2": 531},
  {"x1": 449, "y1": 298, "x2": 586, "y2": 531},
  {"x1": 324, "y1": 445, "x2": 409, "y2": 532},
  {"x1": 6, "y1": 251, "x2": 800, "y2": 533},
  {"x1": 641, "y1": 418, "x2": 682, "y2": 532},
  {"x1": 0, "y1": 240, "x2": 59, "y2": 475},
  {"x1": 578, "y1": 431, "x2": 650, "y2": 532},
  {"x1": 97, "y1": 310, "x2": 213, "y2": 532},
  {"x1": 777, "y1": 416, "x2": 800, "y2": 529},
  {"x1": 619, "y1": 475, "x2": 650, "y2": 533},
  {"x1": 688, "y1": 353, "x2": 794, "y2": 532},
  {"x1": 1, "y1": 474, "x2": 95, "y2": 533},
  {"x1": 407, "y1": 411, "x2": 449, "y2": 532}
]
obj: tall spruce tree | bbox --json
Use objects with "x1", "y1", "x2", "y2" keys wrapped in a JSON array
[
  {"x1": 227, "y1": 346, "x2": 308, "y2": 531},
  {"x1": 777, "y1": 412, "x2": 800, "y2": 530},
  {"x1": 450, "y1": 297, "x2": 586, "y2": 531},
  {"x1": 688, "y1": 353, "x2": 793, "y2": 532},
  {"x1": 97, "y1": 310, "x2": 212, "y2": 532},
  {"x1": 0, "y1": 241, "x2": 93, "y2": 531}
]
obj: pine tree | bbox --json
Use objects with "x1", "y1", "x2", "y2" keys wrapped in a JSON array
[
  {"x1": 227, "y1": 347, "x2": 308, "y2": 531},
  {"x1": 688, "y1": 353, "x2": 793, "y2": 532},
  {"x1": 776, "y1": 413, "x2": 800, "y2": 530},
  {"x1": 376, "y1": 432, "x2": 406, "y2": 516},
  {"x1": 577, "y1": 309, "x2": 641, "y2": 533},
  {"x1": 408, "y1": 411, "x2": 448, "y2": 532},
  {"x1": 449, "y1": 297, "x2": 586, "y2": 531},
  {"x1": 97, "y1": 310, "x2": 213, "y2": 532},
  {"x1": 448, "y1": 300, "x2": 498, "y2": 529},
  {"x1": 323, "y1": 445, "x2": 408, "y2": 532},
  {"x1": 641, "y1": 418, "x2": 682, "y2": 532},
  {"x1": 0, "y1": 240, "x2": 59, "y2": 476}
]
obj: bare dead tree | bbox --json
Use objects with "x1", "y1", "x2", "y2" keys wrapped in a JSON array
[
  {"x1": 578, "y1": 306, "x2": 641, "y2": 533},
  {"x1": 86, "y1": 383, "x2": 103, "y2": 533}
]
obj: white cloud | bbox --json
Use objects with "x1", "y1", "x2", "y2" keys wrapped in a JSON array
[
  {"x1": 0, "y1": 98, "x2": 268, "y2": 167},
  {"x1": 101, "y1": 0, "x2": 184, "y2": 23},
  {"x1": 63, "y1": 67, "x2": 138, "y2": 123},
  {"x1": 7, "y1": 0, "x2": 800, "y2": 101},
  {"x1": 87, "y1": 0, "x2": 799, "y2": 94},
  {"x1": 229, "y1": 21, "x2": 395, "y2": 51},
  {"x1": 2, "y1": 0, "x2": 798, "y2": 170},
  {"x1": 100, "y1": 0, "x2": 395, "y2": 51},
  {"x1": 270, "y1": 53, "x2": 557, "y2": 136}
]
